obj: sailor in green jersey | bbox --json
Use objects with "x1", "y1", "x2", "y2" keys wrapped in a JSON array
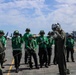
[
  {"x1": 66, "y1": 34, "x2": 75, "y2": 62},
  {"x1": 23, "y1": 28, "x2": 31, "y2": 64},
  {"x1": 26, "y1": 34, "x2": 39, "y2": 69},
  {"x1": 12, "y1": 30, "x2": 23, "y2": 73},
  {"x1": 0, "y1": 30, "x2": 6, "y2": 68},
  {"x1": 37, "y1": 30, "x2": 48, "y2": 68},
  {"x1": 47, "y1": 31, "x2": 54, "y2": 66}
]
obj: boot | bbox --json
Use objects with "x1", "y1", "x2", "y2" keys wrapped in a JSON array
[
  {"x1": 48, "y1": 62, "x2": 51, "y2": 66},
  {"x1": 72, "y1": 60, "x2": 75, "y2": 62},
  {"x1": 66, "y1": 69, "x2": 70, "y2": 74},
  {"x1": 35, "y1": 66, "x2": 39, "y2": 69},
  {"x1": 67, "y1": 59, "x2": 69, "y2": 62},
  {"x1": 1, "y1": 66, "x2": 5, "y2": 68},
  {"x1": 16, "y1": 68, "x2": 19, "y2": 73},
  {"x1": 1, "y1": 63, "x2": 5, "y2": 68},
  {"x1": 29, "y1": 64, "x2": 33, "y2": 69},
  {"x1": 3, "y1": 59, "x2": 7, "y2": 63},
  {"x1": 45, "y1": 64, "x2": 48, "y2": 68}
]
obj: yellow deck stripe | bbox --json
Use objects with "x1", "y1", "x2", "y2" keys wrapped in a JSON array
[{"x1": 7, "y1": 59, "x2": 14, "y2": 75}]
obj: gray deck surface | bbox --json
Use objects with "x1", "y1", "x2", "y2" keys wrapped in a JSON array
[{"x1": 2, "y1": 40, "x2": 76, "y2": 75}]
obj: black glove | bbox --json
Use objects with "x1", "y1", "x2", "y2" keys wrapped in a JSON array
[
  {"x1": 19, "y1": 34, "x2": 22, "y2": 37},
  {"x1": 51, "y1": 32, "x2": 55, "y2": 35},
  {"x1": 30, "y1": 49, "x2": 35, "y2": 53},
  {"x1": 43, "y1": 41, "x2": 46, "y2": 44}
]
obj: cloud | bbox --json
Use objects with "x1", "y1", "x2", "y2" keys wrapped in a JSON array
[
  {"x1": 0, "y1": 0, "x2": 4, "y2": 3},
  {"x1": 56, "y1": 0, "x2": 76, "y2": 4},
  {"x1": 45, "y1": 0, "x2": 76, "y2": 32},
  {"x1": 0, "y1": 0, "x2": 76, "y2": 34},
  {"x1": 0, "y1": 0, "x2": 48, "y2": 24}
]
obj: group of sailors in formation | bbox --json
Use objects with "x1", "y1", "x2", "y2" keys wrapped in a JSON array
[{"x1": 0, "y1": 23, "x2": 75, "y2": 75}]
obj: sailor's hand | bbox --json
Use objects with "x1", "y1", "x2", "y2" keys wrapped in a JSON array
[
  {"x1": 54, "y1": 31, "x2": 59, "y2": 34},
  {"x1": 43, "y1": 41, "x2": 46, "y2": 44}
]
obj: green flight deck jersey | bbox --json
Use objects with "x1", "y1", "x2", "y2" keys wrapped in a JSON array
[
  {"x1": 26, "y1": 39, "x2": 38, "y2": 51},
  {"x1": 66, "y1": 38, "x2": 74, "y2": 48},
  {"x1": 12, "y1": 36, "x2": 23, "y2": 51},
  {"x1": 47, "y1": 36, "x2": 54, "y2": 48},
  {"x1": 37, "y1": 36, "x2": 48, "y2": 49},
  {"x1": 0, "y1": 36, "x2": 6, "y2": 54},
  {"x1": 23, "y1": 33, "x2": 31, "y2": 48},
  {"x1": 0, "y1": 36, "x2": 6, "y2": 48}
]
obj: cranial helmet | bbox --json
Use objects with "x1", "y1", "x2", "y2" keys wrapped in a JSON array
[
  {"x1": 0, "y1": 30, "x2": 4, "y2": 34},
  {"x1": 39, "y1": 30, "x2": 45, "y2": 34},
  {"x1": 48, "y1": 31, "x2": 51, "y2": 35},
  {"x1": 51, "y1": 24, "x2": 57, "y2": 31},
  {"x1": 25, "y1": 28, "x2": 30, "y2": 32},
  {"x1": 56, "y1": 23, "x2": 61, "y2": 30},
  {"x1": 13, "y1": 30, "x2": 19, "y2": 35},
  {"x1": 52, "y1": 23, "x2": 61, "y2": 31}
]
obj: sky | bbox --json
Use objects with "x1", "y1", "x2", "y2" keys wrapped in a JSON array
[{"x1": 0, "y1": 0, "x2": 76, "y2": 35}]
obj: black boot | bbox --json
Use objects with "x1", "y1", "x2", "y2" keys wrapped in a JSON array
[
  {"x1": 72, "y1": 60, "x2": 75, "y2": 62},
  {"x1": 29, "y1": 64, "x2": 33, "y2": 69},
  {"x1": 35, "y1": 66, "x2": 39, "y2": 69},
  {"x1": 16, "y1": 68, "x2": 19, "y2": 73},
  {"x1": 1, "y1": 65, "x2": 5, "y2": 68},
  {"x1": 48, "y1": 63, "x2": 51, "y2": 66},
  {"x1": 1, "y1": 63, "x2": 5, "y2": 68},
  {"x1": 45, "y1": 64, "x2": 48, "y2": 68},
  {"x1": 3, "y1": 59, "x2": 7, "y2": 63},
  {"x1": 0, "y1": 69, "x2": 3, "y2": 75},
  {"x1": 66, "y1": 69, "x2": 70, "y2": 74},
  {"x1": 67, "y1": 59, "x2": 69, "y2": 62}
]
